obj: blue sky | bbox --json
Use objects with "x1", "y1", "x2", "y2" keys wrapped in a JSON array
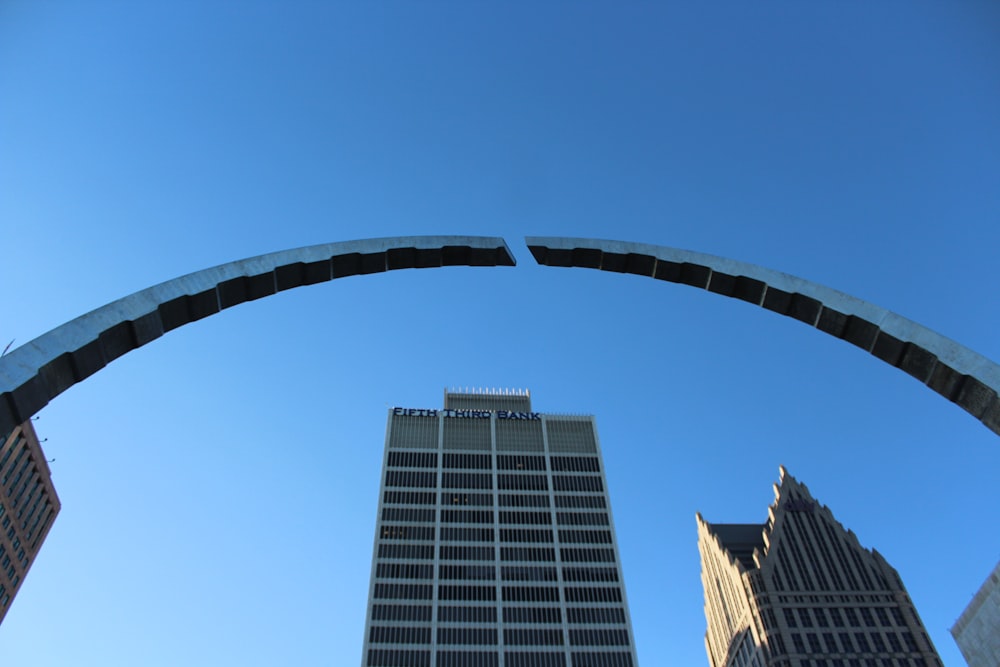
[{"x1": 1, "y1": 2, "x2": 999, "y2": 665}]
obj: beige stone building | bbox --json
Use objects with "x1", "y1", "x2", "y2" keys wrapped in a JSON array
[
  {"x1": 0, "y1": 419, "x2": 60, "y2": 624},
  {"x1": 950, "y1": 560, "x2": 1000, "y2": 667},
  {"x1": 697, "y1": 467, "x2": 940, "y2": 667}
]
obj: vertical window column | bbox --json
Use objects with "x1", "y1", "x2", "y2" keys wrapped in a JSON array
[
  {"x1": 430, "y1": 412, "x2": 444, "y2": 664},
  {"x1": 541, "y1": 415, "x2": 571, "y2": 655},
  {"x1": 489, "y1": 412, "x2": 505, "y2": 665}
]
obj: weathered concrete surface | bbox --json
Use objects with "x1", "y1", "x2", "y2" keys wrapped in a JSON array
[
  {"x1": 0, "y1": 237, "x2": 515, "y2": 435},
  {"x1": 527, "y1": 236, "x2": 1000, "y2": 436}
]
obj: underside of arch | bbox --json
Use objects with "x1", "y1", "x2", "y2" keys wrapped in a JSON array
[
  {"x1": 527, "y1": 236, "x2": 1000, "y2": 436},
  {"x1": 0, "y1": 236, "x2": 515, "y2": 435},
  {"x1": 4, "y1": 234, "x2": 997, "y2": 439}
]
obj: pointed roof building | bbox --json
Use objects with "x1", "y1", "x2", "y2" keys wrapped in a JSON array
[{"x1": 697, "y1": 467, "x2": 942, "y2": 667}]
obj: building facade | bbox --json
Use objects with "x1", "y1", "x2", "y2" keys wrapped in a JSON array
[
  {"x1": 697, "y1": 467, "x2": 941, "y2": 667},
  {"x1": 950, "y1": 559, "x2": 1000, "y2": 667},
  {"x1": 361, "y1": 389, "x2": 639, "y2": 667},
  {"x1": 0, "y1": 419, "x2": 60, "y2": 624}
]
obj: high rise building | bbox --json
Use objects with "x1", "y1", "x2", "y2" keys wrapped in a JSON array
[
  {"x1": 950, "y1": 559, "x2": 1000, "y2": 667},
  {"x1": 361, "y1": 389, "x2": 639, "y2": 667},
  {"x1": 697, "y1": 467, "x2": 941, "y2": 667},
  {"x1": 0, "y1": 419, "x2": 60, "y2": 624}
]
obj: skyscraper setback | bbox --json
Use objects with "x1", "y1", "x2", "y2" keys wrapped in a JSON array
[
  {"x1": 361, "y1": 390, "x2": 639, "y2": 667},
  {"x1": 697, "y1": 467, "x2": 941, "y2": 667}
]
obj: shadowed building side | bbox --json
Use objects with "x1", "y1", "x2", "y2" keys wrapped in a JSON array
[{"x1": 697, "y1": 467, "x2": 941, "y2": 667}]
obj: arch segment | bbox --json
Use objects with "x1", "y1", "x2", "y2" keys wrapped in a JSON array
[
  {"x1": 527, "y1": 236, "x2": 1000, "y2": 436},
  {"x1": 0, "y1": 236, "x2": 515, "y2": 435}
]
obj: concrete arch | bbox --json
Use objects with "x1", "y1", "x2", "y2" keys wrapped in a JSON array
[
  {"x1": 527, "y1": 236, "x2": 1000, "y2": 436},
  {"x1": 0, "y1": 236, "x2": 515, "y2": 435},
  {"x1": 4, "y1": 234, "x2": 997, "y2": 438}
]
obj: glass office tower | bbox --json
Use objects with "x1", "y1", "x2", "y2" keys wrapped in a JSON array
[{"x1": 361, "y1": 389, "x2": 639, "y2": 667}]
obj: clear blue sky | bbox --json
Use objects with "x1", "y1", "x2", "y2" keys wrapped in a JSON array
[{"x1": 2, "y1": 3, "x2": 999, "y2": 665}]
